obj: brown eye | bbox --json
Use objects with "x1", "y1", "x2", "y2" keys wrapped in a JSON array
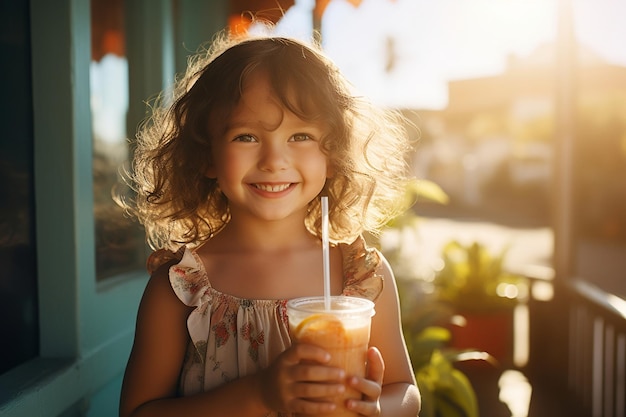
[
  {"x1": 290, "y1": 133, "x2": 313, "y2": 142},
  {"x1": 233, "y1": 134, "x2": 257, "y2": 143}
]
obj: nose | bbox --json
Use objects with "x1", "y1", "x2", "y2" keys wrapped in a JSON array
[{"x1": 258, "y1": 141, "x2": 289, "y2": 172}]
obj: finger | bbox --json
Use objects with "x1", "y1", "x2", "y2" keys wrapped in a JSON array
[
  {"x1": 344, "y1": 347, "x2": 384, "y2": 413},
  {"x1": 292, "y1": 381, "x2": 346, "y2": 399},
  {"x1": 289, "y1": 343, "x2": 333, "y2": 365},
  {"x1": 346, "y1": 396, "x2": 381, "y2": 417},
  {"x1": 366, "y1": 346, "x2": 385, "y2": 387},
  {"x1": 290, "y1": 362, "x2": 345, "y2": 383},
  {"x1": 290, "y1": 397, "x2": 337, "y2": 415},
  {"x1": 347, "y1": 375, "x2": 382, "y2": 402}
]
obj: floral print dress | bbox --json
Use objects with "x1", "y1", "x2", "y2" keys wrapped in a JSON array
[{"x1": 147, "y1": 235, "x2": 384, "y2": 416}]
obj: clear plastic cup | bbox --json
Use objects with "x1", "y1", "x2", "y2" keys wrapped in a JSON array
[{"x1": 287, "y1": 296, "x2": 375, "y2": 417}]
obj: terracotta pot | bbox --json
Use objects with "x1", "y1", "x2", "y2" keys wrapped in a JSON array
[{"x1": 449, "y1": 309, "x2": 514, "y2": 366}]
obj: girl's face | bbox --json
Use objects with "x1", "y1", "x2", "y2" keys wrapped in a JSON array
[{"x1": 206, "y1": 72, "x2": 331, "y2": 224}]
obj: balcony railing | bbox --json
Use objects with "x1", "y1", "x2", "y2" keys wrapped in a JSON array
[{"x1": 568, "y1": 280, "x2": 626, "y2": 417}]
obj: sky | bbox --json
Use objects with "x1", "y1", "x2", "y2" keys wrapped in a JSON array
[{"x1": 268, "y1": 0, "x2": 626, "y2": 109}]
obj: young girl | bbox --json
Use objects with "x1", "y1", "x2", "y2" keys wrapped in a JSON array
[{"x1": 119, "y1": 32, "x2": 421, "y2": 417}]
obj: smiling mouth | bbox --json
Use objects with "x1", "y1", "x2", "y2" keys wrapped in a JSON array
[{"x1": 252, "y1": 183, "x2": 293, "y2": 192}]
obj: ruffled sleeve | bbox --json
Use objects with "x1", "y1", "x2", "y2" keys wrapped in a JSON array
[
  {"x1": 168, "y1": 249, "x2": 212, "y2": 309},
  {"x1": 146, "y1": 246, "x2": 185, "y2": 275},
  {"x1": 146, "y1": 247, "x2": 213, "y2": 362},
  {"x1": 340, "y1": 235, "x2": 384, "y2": 301},
  {"x1": 146, "y1": 246, "x2": 212, "y2": 309}
]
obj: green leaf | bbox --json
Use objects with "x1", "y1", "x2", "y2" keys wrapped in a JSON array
[
  {"x1": 406, "y1": 179, "x2": 450, "y2": 205},
  {"x1": 415, "y1": 373, "x2": 437, "y2": 417},
  {"x1": 427, "y1": 351, "x2": 479, "y2": 417},
  {"x1": 417, "y1": 326, "x2": 451, "y2": 343}
]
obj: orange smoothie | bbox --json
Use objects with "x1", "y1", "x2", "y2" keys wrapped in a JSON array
[{"x1": 287, "y1": 296, "x2": 375, "y2": 417}]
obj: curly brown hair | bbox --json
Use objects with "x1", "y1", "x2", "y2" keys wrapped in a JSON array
[{"x1": 122, "y1": 32, "x2": 414, "y2": 251}]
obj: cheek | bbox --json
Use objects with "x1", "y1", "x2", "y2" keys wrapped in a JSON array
[
  {"x1": 215, "y1": 148, "x2": 249, "y2": 182},
  {"x1": 305, "y1": 153, "x2": 332, "y2": 183},
  {"x1": 315, "y1": 151, "x2": 332, "y2": 177}
]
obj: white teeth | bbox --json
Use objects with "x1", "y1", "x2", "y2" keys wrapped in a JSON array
[{"x1": 254, "y1": 183, "x2": 291, "y2": 192}]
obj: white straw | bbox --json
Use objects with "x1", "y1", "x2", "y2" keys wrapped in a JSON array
[{"x1": 321, "y1": 196, "x2": 331, "y2": 310}]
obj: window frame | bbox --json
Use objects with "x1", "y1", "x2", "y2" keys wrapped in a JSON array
[{"x1": 0, "y1": 0, "x2": 175, "y2": 415}]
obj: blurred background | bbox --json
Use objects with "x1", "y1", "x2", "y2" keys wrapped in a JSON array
[{"x1": 1, "y1": 0, "x2": 624, "y2": 416}]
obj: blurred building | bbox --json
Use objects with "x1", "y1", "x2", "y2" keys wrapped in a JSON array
[{"x1": 413, "y1": 41, "x2": 626, "y2": 232}]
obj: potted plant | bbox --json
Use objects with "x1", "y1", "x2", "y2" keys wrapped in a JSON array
[
  {"x1": 379, "y1": 179, "x2": 495, "y2": 416},
  {"x1": 409, "y1": 326, "x2": 487, "y2": 417},
  {"x1": 433, "y1": 240, "x2": 527, "y2": 365},
  {"x1": 397, "y1": 278, "x2": 495, "y2": 417}
]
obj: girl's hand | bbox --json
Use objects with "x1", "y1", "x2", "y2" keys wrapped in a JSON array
[
  {"x1": 259, "y1": 343, "x2": 347, "y2": 415},
  {"x1": 345, "y1": 347, "x2": 385, "y2": 416}
]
